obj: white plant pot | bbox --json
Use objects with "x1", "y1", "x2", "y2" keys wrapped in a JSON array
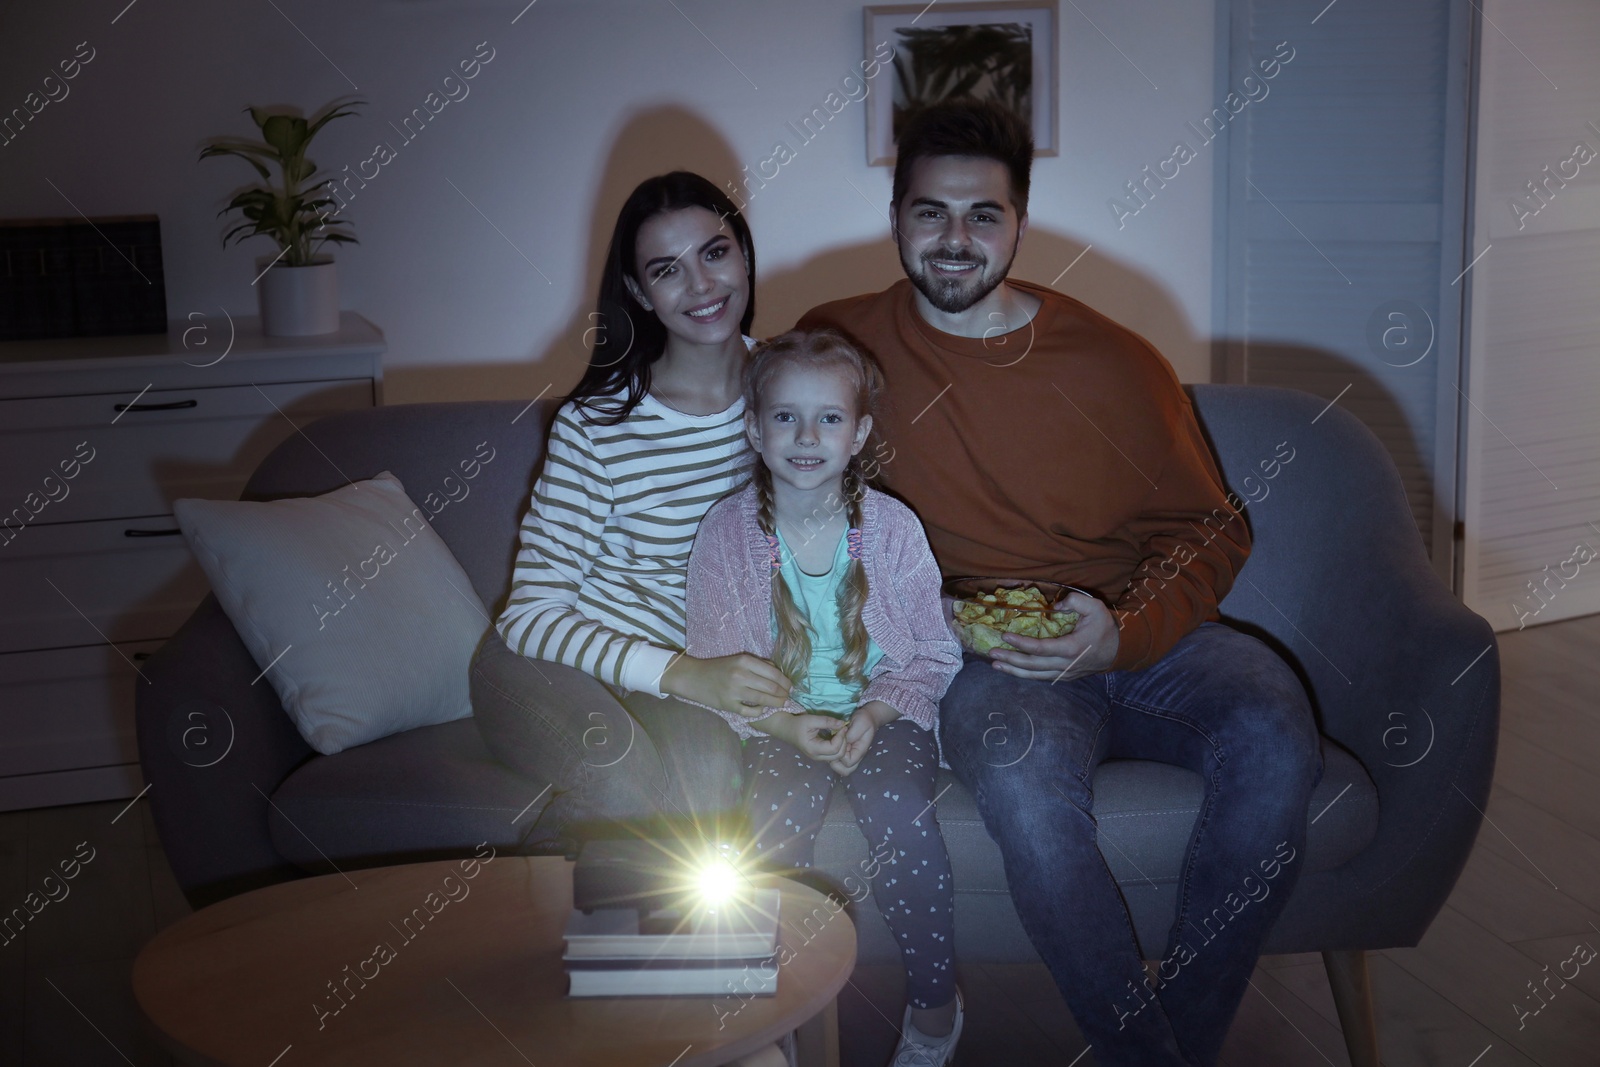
[{"x1": 258, "y1": 257, "x2": 340, "y2": 336}]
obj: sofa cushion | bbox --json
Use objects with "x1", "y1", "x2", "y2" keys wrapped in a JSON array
[
  {"x1": 268, "y1": 719, "x2": 541, "y2": 869},
  {"x1": 175, "y1": 471, "x2": 489, "y2": 755}
]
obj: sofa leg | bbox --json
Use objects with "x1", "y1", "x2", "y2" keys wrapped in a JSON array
[{"x1": 1323, "y1": 949, "x2": 1381, "y2": 1067}]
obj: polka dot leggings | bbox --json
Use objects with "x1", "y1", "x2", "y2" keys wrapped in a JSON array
[{"x1": 742, "y1": 718, "x2": 956, "y2": 1009}]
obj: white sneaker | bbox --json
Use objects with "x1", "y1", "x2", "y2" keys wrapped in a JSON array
[{"x1": 889, "y1": 988, "x2": 964, "y2": 1067}]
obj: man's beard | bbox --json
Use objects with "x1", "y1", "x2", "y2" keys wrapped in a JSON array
[{"x1": 900, "y1": 241, "x2": 1018, "y2": 314}]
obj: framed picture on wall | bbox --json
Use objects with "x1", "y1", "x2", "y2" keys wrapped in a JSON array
[{"x1": 865, "y1": 0, "x2": 1058, "y2": 166}]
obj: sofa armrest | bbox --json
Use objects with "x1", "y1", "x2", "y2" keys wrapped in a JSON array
[
  {"x1": 134, "y1": 594, "x2": 314, "y2": 907},
  {"x1": 1193, "y1": 384, "x2": 1499, "y2": 945}
]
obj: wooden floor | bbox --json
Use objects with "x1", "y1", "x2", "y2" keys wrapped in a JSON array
[{"x1": 1, "y1": 613, "x2": 1595, "y2": 1065}]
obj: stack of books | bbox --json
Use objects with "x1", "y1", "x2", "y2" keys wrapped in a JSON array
[
  {"x1": 563, "y1": 888, "x2": 782, "y2": 997},
  {"x1": 0, "y1": 216, "x2": 168, "y2": 341}
]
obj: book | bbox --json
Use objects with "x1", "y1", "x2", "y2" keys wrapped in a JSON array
[
  {"x1": 562, "y1": 887, "x2": 780, "y2": 961},
  {"x1": 0, "y1": 216, "x2": 167, "y2": 341},
  {"x1": 564, "y1": 953, "x2": 777, "y2": 971},
  {"x1": 566, "y1": 954, "x2": 778, "y2": 998}
]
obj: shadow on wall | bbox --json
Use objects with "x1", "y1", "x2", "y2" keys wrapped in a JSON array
[
  {"x1": 389, "y1": 102, "x2": 1431, "y2": 552},
  {"x1": 391, "y1": 105, "x2": 1211, "y2": 406},
  {"x1": 389, "y1": 106, "x2": 742, "y2": 404},
  {"x1": 1232, "y1": 340, "x2": 1435, "y2": 548}
]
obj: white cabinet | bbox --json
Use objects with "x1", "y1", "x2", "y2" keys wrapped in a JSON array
[{"x1": 0, "y1": 313, "x2": 384, "y2": 810}]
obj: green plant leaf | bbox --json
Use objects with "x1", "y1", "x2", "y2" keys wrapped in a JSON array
[
  {"x1": 209, "y1": 98, "x2": 363, "y2": 259},
  {"x1": 307, "y1": 98, "x2": 366, "y2": 138},
  {"x1": 221, "y1": 221, "x2": 269, "y2": 245},
  {"x1": 199, "y1": 141, "x2": 278, "y2": 163},
  {"x1": 224, "y1": 187, "x2": 273, "y2": 207},
  {"x1": 260, "y1": 115, "x2": 299, "y2": 157},
  {"x1": 199, "y1": 145, "x2": 273, "y2": 181}
]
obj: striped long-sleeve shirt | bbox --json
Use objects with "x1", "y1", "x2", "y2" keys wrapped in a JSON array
[{"x1": 495, "y1": 383, "x2": 754, "y2": 695}]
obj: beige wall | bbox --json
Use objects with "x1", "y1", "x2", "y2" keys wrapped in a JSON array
[{"x1": 1, "y1": 0, "x2": 1217, "y2": 402}]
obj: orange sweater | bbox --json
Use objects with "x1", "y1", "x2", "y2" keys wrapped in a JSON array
[{"x1": 798, "y1": 278, "x2": 1249, "y2": 672}]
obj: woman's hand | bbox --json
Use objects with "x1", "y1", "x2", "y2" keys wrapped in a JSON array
[
  {"x1": 757, "y1": 711, "x2": 848, "y2": 762},
  {"x1": 661, "y1": 653, "x2": 792, "y2": 716},
  {"x1": 830, "y1": 700, "x2": 899, "y2": 777}
]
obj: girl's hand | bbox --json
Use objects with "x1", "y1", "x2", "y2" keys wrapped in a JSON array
[
  {"x1": 758, "y1": 711, "x2": 848, "y2": 762},
  {"x1": 661, "y1": 653, "x2": 792, "y2": 716},
  {"x1": 830, "y1": 700, "x2": 899, "y2": 777},
  {"x1": 793, "y1": 715, "x2": 849, "y2": 762},
  {"x1": 940, "y1": 594, "x2": 963, "y2": 643}
]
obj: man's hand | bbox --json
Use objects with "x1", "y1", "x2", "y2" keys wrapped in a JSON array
[
  {"x1": 985, "y1": 589, "x2": 1119, "y2": 683},
  {"x1": 829, "y1": 700, "x2": 900, "y2": 777},
  {"x1": 661, "y1": 653, "x2": 792, "y2": 716}
]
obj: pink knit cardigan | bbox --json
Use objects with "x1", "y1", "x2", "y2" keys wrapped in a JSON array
[{"x1": 683, "y1": 483, "x2": 962, "y2": 756}]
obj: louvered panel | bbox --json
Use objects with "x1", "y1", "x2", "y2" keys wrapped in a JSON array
[
  {"x1": 1472, "y1": 523, "x2": 1600, "y2": 630},
  {"x1": 1220, "y1": 0, "x2": 1470, "y2": 585},
  {"x1": 1245, "y1": 0, "x2": 1449, "y2": 203},
  {"x1": 1461, "y1": 0, "x2": 1600, "y2": 631},
  {"x1": 1243, "y1": 237, "x2": 1443, "y2": 548},
  {"x1": 1464, "y1": 231, "x2": 1600, "y2": 628},
  {"x1": 1476, "y1": 0, "x2": 1600, "y2": 199}
]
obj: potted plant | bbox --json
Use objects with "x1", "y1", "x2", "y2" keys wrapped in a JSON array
[{"x1": 201, "y1": 98, "x2": 363, "y2": 336}]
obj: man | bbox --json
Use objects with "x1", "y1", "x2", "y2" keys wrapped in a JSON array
[{"x1": 798, "y1": 101, "x2": 1321, "y2": 1067}]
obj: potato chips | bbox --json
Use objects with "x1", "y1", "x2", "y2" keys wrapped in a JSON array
[{"x1": 953, "y1": 585, "x2": 1079, "y2": 654}]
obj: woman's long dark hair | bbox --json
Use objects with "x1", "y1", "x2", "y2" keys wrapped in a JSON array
[{"x1": 566, "y1": 172, "x2": 756, "y2": 425}]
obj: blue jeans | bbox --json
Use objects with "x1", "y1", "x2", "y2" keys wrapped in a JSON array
[{"x1": 940, "y1": 622, "x2": 1322, "y2": 1067}]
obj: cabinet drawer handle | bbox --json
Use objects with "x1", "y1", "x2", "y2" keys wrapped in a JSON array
[
  {"x1": 124, "y1": 528, "x2": 183, "y2": 537},
  {"x1": 113, "y1": 398, "x2": 199, "y2": 413},
  {"x1": 133, "y1": 652, "x2": 153, "y2": 661}
]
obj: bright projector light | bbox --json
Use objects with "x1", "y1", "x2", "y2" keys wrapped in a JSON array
[{"x1": 696, "y1": 857, "x2": 741, "y2": 907}]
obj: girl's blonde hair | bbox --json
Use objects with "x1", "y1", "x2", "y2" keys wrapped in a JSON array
[{"x1": 743, "y1": 328, "x2": 885, "y2": 694}]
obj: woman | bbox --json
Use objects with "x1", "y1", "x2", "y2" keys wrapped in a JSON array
[{"x1": 473, "y1": 172, "x2": 792, "y2": 854}]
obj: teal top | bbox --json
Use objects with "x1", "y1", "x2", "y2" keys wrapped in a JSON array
[{"x1": 773, "y1": 528, "x2": 885, "y2": 719}]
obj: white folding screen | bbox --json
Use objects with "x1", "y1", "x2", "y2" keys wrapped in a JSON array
[
  {"x1": 1461, "y1": 0, "x2": 1600, "y2": 632},
  {"x1": 1216, "y1": 0, "x2": 1473, "y2": 585}
]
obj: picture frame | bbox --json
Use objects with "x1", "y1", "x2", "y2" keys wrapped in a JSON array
[{"x1": 864, "y1": 0, "x2": 1058, "y2": 167}]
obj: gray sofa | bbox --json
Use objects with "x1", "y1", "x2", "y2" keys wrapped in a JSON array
[{"x1": 136, "y1": 385, "x2": 1499, "y2": 1065}]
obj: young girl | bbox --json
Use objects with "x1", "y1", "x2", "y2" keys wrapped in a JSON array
[
  {"x1": 473, "y1": 172, "x2": 795, "y2": 853},
  {"x1": 685, "y1": 329, "x2": 966, "y2": 1066}
]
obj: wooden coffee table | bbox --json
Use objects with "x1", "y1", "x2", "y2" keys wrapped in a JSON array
[{"x1": 134, "y1": 855, "x2": 856, "y2": 1066}]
